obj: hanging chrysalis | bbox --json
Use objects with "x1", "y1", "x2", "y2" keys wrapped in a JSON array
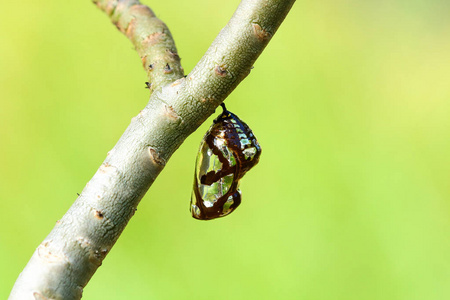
[{"x1": 190, "y1": 103, "x2": 262, "y2": 220}]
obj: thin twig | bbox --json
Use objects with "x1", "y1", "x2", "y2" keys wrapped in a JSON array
[{"x1": 95, "y1": 0, "x2": 184, "y2": 92}]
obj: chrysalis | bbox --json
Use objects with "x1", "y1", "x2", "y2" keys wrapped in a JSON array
[{"x1": 190, "y1": 104, "x2": 262, "y2": 220}]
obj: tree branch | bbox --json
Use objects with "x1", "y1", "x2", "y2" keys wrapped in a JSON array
[
  {"x1": 94, "y1": 0, "x2": 184, "y2": 92},
  {"x1": 9, "y1": 0, "x2": 295, "y2": 299}
]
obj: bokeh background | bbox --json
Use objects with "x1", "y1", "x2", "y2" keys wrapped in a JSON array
[{"x1": 1, "y1": 0, "x2": 450, "y2": 299}]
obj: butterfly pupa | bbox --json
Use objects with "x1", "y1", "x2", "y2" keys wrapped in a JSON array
[{"x1": 190, "y1": 104, "x2": 261, "y2": 220}]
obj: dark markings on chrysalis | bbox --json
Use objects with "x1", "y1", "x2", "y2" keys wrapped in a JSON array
[{"x1": 190, "y1": 103, "x2": 262, "y2": 220}]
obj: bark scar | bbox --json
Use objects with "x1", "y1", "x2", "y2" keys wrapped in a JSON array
[
  {"x1": 164, "y1": 63, "x2": 173, "y2": 74},
  {"x1": 94, "y1": 210, "x2": 104, "y2": 219},
  {"x1": 215, "y1": 65, "x2": 228, "y2": 77},
  {"x1": 252, "y1": 23, "x2": 272, "y2": 41},
  {"x1": 164, "y1": 104, "x2": 180, "y2": 120},
  {"x1": 99, "y1": 162, "x2": 116, "y2": 174},
  {"x1": 125, "y1": 18, "x2": 137, "y2": 37},
  {"x1": 33, "y1": 292, "x2": 51, "y2": 300},
  {"x1": 148, "y1": 147, "x2": 166, "y2": 166},
  {"x1": 143, "y1": 32, "x2": 164, "y2": 47},
  {"x1": 38, "y1": 241, "x2": 67, "y2": 263}
]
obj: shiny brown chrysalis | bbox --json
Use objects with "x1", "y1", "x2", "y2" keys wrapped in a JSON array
[{"x1": 190, "y1": 104, "x2": 262, "y2": 220}]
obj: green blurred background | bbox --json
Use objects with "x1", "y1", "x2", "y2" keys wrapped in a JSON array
[{"x1": 1, "y1": 0, "x2": 450, "y2": 299}]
